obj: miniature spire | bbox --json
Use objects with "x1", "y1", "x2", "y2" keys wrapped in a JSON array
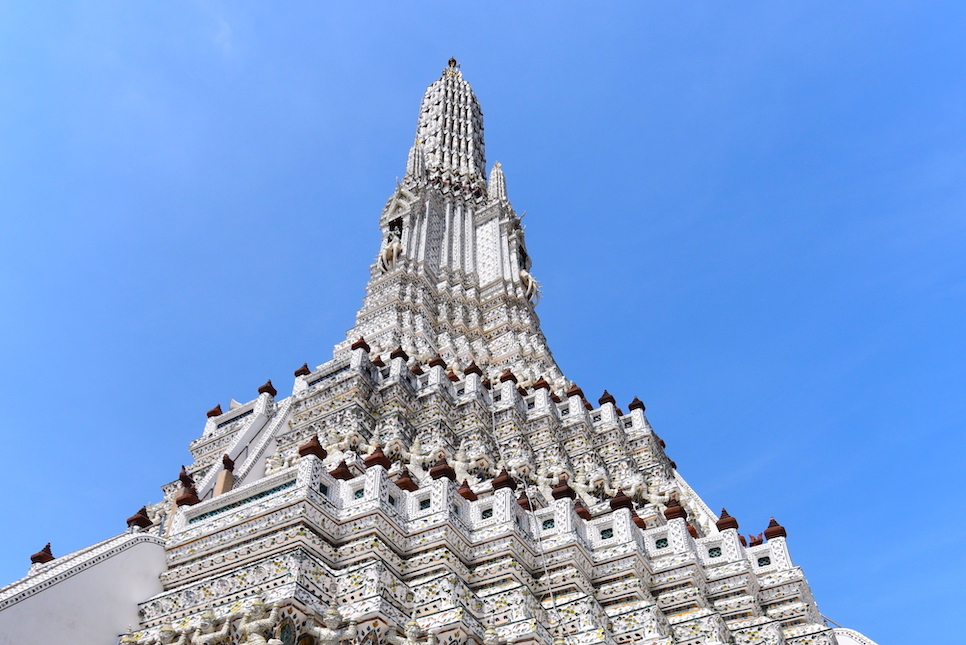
[
  {"x1": 257, "y1": 380, "x2": 277, "y2": 397},
  {"x1": 764, "y1": 517, "x2": 787, "y2": 540},
  {"x1": 487, "y1": 162, "x2": 508, "y2": 202},
  {"x1": 405, "y1": 140, "x2": 426, "y2": 180},
  {"x1": 206, "y1": 404, "x2": 223, "y2": 418},
  {"x1": 294, "y1": 362, "x2": 311, "y2": 377},
  {"x1": 716, "y1": 508, "x2": 739, "y2": 531}
]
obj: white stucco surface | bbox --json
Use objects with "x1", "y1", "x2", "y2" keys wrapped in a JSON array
[{"x1": 0, "y1": 533, "x2": 166, "y2": 645}]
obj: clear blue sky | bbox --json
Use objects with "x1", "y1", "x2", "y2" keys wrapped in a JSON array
[{"x1": 1, "y1": 3, "x2": 963, "y2": 643}]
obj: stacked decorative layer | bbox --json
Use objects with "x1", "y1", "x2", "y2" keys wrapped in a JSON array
[{"x1": 132, "y1": 340, "x2": 835, "y2": 645}]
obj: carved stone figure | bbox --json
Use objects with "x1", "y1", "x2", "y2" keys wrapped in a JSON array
[
  {"x1": 190, "y1": 610, "x2": 233, "y2": 645},
  {"x1": 141, "y1": 625, "x2": 187, "y2": 645},
  {"x1": 305, "y1": 605, "x2": 358, "y2": 645},
  {"x1": 386, "y1": 620, "x2": 437, "y2": 645},
  {"x1": 571, "y1": 469, "x2": 603, "y2": 508},
  {"x1": 403, "y1": 439, "x2": 433, "y2": 480},
  {"x1": 530, "y1": 464, "x2": 559, "y2": 504},
  {"x1": 237, "y1": 597, "x2": 279, "y2": 645},
  {"x1": 451, "y1": 444, "x2": 478, "y2": 485}
]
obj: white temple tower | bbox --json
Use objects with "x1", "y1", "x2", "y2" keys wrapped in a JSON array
[{"x1": 0, "y1": 60, "x2": 878, "y2": 645}]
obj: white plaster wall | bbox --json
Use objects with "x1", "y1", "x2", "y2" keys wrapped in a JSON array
[{"x1": 0, "y1": 538, "x2": 166, "y2": 645}]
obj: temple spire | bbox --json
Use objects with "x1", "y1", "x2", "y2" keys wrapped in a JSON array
[
  {"x1": 414, "y1": 59, "x2": 486, "y2": 192},
  {"x1": 487, "y1": 162, "x2": 508, "y2": 202},
  {"x1": 405, "y1": 140, "x2": 426, "y2": 180}
]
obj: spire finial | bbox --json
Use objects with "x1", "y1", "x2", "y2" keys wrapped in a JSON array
[{"x1": 448, "y1": 57, "x2": 458, "y2": 68}]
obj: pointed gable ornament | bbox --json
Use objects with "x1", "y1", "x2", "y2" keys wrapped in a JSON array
[
  {"x1": 30, "y1": 543, "x2": 54, "y2": 564},
  {"x1": 126, "y1": 506, "x2": 152, "y2": 529},
  {"x1": 430, "y1": 457, "x2": 457, "y2": 481},
  {"x1": 298, "y1": 434, "x2": 328, "y2": 461},
  {"x1": 363, "y1": 445, "x2": 392, "y2": 470},
  {"x1": 394, "y1": 467, "x2": 419, "y2": 492},
  {"x1": 258, "y1": 380, "x2": 277, "y2": 397},
  {"x1": 492, "y1": 467, "x2": 517, "y2": 491},
  {"x1": 329, "y1": 460, "x2": 354, "y2": 481},
  {"x1": 663, "y1": 496, "x2": 688, "y2": 520},
  {"x1": 458, "y1": 480, "x2": 478, "y2": 501}
]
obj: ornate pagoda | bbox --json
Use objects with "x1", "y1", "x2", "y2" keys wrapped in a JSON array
[{"x1": 0, "y1": 60, "x2": 878, "y2": 645}]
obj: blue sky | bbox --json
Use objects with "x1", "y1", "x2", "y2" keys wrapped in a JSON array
[{"x1": 1, "y1": 2, "x2": 963, "y2": 642}]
